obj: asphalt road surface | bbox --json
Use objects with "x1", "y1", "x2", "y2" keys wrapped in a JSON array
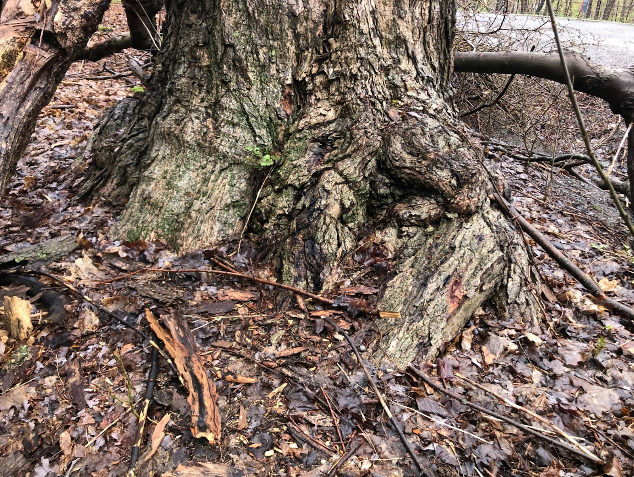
[{"x1": 460, "y1": 13, "x2": 634, "y2": 69}]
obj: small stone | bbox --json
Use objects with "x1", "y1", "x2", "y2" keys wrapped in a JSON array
[{"x1": 359, "y1": 345, "x2": 366, "y2": 351}]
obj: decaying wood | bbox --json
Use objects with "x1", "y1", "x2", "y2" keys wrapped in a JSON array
[
  {"x1": 3, "y1": 295, "x2": 32, "y2": 340},
  {"x1": 145, "y1": 309, "x2": 221, "y2": 444},
  {"x1": 65, "y1": 358, "x2": 87, "y2": 411},
  {"x1": 0, "y1": 0, "x2": 111, "y2": 195},
  {"x1": 0, "y1": 234, "x2": 77, "y2": 266}
]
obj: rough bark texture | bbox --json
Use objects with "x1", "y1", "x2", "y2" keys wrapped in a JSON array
[
  {"x1": 0, "y1": 0, "x2": 111, "y2": 195},
  {"x1": 83, "y1": 0, "x2": 539, "y2": 367}
]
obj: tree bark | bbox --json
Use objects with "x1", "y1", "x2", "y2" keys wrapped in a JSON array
[
  {"x1": 81, "y1": 0, "x2": 540, "y2": 367},
  {"x1": 454, "y1": 50, "x2": 634, "y2": 122},
  {"x1": 0, "y1": 0, "x2": 111, "y2": 195}
]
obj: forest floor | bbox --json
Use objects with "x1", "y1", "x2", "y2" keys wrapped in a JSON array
[{"x1": 1, "y1": 4, "x2": 634, "y2": 477}]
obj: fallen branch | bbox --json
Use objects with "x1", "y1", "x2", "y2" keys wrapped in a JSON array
[
  {"x1": 407, "y1": 365, "x2": 602, "y2": 464},
  {"x1": 492, "y1": 193, "x2": 634, "y2": 320},
  {"x1": 326, "y1": 439, "x2": 363, "y2": 477},
  {"x1": 321, "y1": 315, "x2": 430, "y2": 477},
  {"x1": 127, "y1": 333, "x2": 160, "y2": 477},
  {"x1": 454, "y1": 372, "x2": 600, "y2": 463},
  {"x1": 544, "y1": 0, "x2": 634, "y2": 240},
  {"x1": 76, "y1": 34, "x2": 134, "y2": 62}
]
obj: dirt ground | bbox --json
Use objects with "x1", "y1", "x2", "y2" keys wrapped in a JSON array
[{"x1": 1, "y1": 4, "x2": 634, "y2": 477}]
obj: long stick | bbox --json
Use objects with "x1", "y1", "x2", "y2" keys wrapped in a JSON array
[
  {"x1": 407, "y1": 365, "x2": 602, "y2": 464},
  {"x1": 492, "y1": 193, "x2": 634, "y2": 320},
  {"x1": 545, "y1": 0, "x2": 634, "y2": 240}
]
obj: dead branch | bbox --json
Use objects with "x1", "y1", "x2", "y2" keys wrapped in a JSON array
[
  {"x1": 76, "y1": 34, "x2": 134, "y2": 62},
  {"x1": 321, "y1": 315, "x2": 430, "y2": 477},
  {"x1": 454, "y1": 51, "x2": 634, "y2": 122},
  {"x1": 492, "y1": 193, "x2": 634, "y2": 320},
  {"x1": 407, "y1": 365, "x2": 603, "y2": 464},
  {"x1": 127, "y1": 334, "x2": 160, "y2": 477},
  {"x1": 454, "y1": 372, "x2": 600, "y2": 462}
]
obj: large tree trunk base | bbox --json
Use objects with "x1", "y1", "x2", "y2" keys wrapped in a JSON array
[{"x1": 79, "y1": 0, "x2": 542, "y2": 367}]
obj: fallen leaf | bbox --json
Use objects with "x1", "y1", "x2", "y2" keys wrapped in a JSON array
[
  {"x1": 0, "y1": 386, "x2": 35, "y2": 411},
  {"x1": 237, "y1": 405, "x2": 247, "y2": 430},
  {"x1": 598, "y1": 277, "x2": 620, "y2": 293},
  {"x1": 217, "y1": 289, "x2": 259, "y2": 302},
  {"x1": 144, "y1": 413, "x2": 171, "y2": 462},
  {"x1": 275, "y1": 346, "x2": 306, "y2": 358}
]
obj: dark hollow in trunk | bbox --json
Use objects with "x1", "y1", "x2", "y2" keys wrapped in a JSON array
[{"x1": 81, "y1": 0, "x2": 540, "y2": 368}]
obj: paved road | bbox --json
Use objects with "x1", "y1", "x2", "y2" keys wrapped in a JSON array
[{"x1": 460, "y1": 13, "x2": 634, "y2": 69}]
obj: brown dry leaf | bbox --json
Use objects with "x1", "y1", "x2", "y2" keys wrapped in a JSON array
[
  {"x1": 523, "y1": 332, "x2": 543, "y2": 346},
  {"x1": 540, "y1": 283, "x2": 557, "y2": 303},
  {"x1": 275, "y1": 346, "x2": 307, "y2": 358},
  {"x1": 0, "y1": 386, "x2": 35, "y2": 411},
  {"x1": 598, "y1": 277, "x2": 621, "y2": 293},
  {"x1": 461, "y1": 326, "x2": 475, "y2": 350},
  {"x1": 237, "y1": 405, "x2": 248, "y2": 431},
  {"x1": 217, "y1": 289, "x2": 259, "y2": 302},
  {"x1": 603, "y1": 454, "x2": 623, "y2": 477},
  {"x1": 68, "y1": 255, "x2": 109, "y2": 283},
  {"x1": 144, "y1": 413, "x2": 171, "y2": 462},
  {"x1": 60, "y1": 430, "x2": 73, "y2": 456},
  {"x1": 386, "y1": 107, "x2": 402, "y2": 124}
]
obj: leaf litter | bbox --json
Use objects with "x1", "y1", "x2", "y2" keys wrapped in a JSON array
[{"x1": 0, "y1": 4, "x2": 634, "y2": 477}]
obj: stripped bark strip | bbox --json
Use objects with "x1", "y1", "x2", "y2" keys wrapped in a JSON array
[{"x1": 145, "y1": 309, "x2": 221, "y2": 444}]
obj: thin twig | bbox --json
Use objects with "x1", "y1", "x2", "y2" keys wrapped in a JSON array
[
  {"x1": 127, "y1": 334, "x2": 160, "y2": 476},
  {"x1": 606, "y1": 123, "x2": 632, "y2": 176},
  {"x1": 322, "y1": 316, "x2": 430, "y2": 477},
  {"x1": 454, "y1": 372, "x2": 600, "y2": 462},
  {"x1": 321, "y1": 386, "x2": 346, "y2": 452},
  {"x1": 461, "y1": 73, "x2": 516, "y2": 118},
  {"x1": 407, "y1": 365, "x2": 603, "y2": 464},
  {"x1": 326, "y1": 439, "x2": 363, "y2": 477},
  {"x1": 545, "y1": 0, "x2": 634, "y2": 240}
]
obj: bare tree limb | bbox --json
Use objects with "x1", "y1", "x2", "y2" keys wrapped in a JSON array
[
  {"x1": 76, "y1": 33, "x2": 133, "y2": 62},
  {"x1": 454, "y1": 51, "x2": 634, "y2": 122}
]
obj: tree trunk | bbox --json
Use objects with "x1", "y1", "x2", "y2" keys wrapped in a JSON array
[
  {"x1": 601, "y1": 0, "x2": 616, "y2": 19},
  {"x1": 82, "y1": 0, "x2": 540, "y2": 368},
  {"x1": 0, "y1": 0, "x2": 111, "y2": 195}
]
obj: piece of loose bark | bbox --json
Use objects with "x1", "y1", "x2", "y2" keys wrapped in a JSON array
[
  {"x1": 3, "y1": 296, "x2": 32, "y2": 340},
  {"x1": 145, "y1": 309, "x2": 221, "y2": 444}
]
